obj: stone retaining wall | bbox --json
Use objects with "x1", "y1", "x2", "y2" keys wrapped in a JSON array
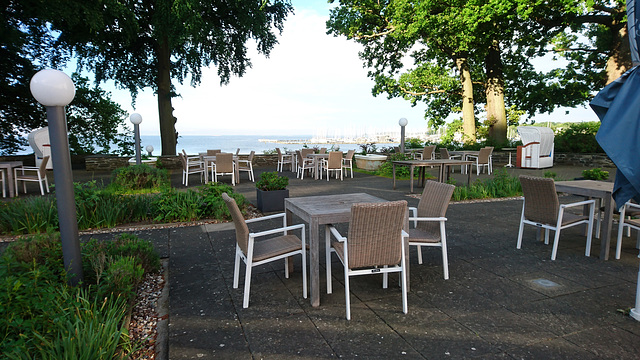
[{"x1": 489, "y1": 151, "x2": 615, "y2": 168}]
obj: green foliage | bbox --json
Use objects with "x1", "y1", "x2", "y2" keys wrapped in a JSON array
[
  {"x1": 358, "y1": 142, "x2": 378, "y2": 155},
  {"x1": 151, "y1": 188, "x2": 204, "y2": 222},
  {"x1": 582, "y1": 168, "x2": 609, "y2": 180},
  {"x1": 375, "y1": 153, "x2": 420, "y2": 179},
  {"x1": 109, "y1": 164, "x2": 170, "y2": 192},
  {"x1": 544, "y1": 171, "x2": 557, "y2": 179},
  {"x1": 405, "y1": 137, "x2": 424, "y2": 149},
  {"x1": 452, "y1": 169, "x2": 522, "y2": 201},
  {"x1": 554, "y1": 122, "x2": 603, "y2": 153},
  {"x1": 0, "y1": 196, "x2": 58, "y2": 234},
  {"x1": 0, "y1": 233, "x2": 157, "y2": 357},
  {"x1": 199, "y1": 182, "x2": 246, "y2": 220},
  {"x1": 256, "y1": 171, "x2": 289, "y2": 191}
]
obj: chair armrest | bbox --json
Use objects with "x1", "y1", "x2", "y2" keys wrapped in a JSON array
[
  {"x1": 328, "y1": 225, "x2": 346, "y2": 242},
  {"x1": 16, "y1": 166, "x2": 39, "y2": 171},
  {"x1": 408, "y1": 216, "x2": 447, "y2": 222},
  {"x1": 449, "y1": 155, "x2": 461, "y2": 159},
  {"x1": 250, "y1": 223, "x2": 305, "y2": 239},
  {"x1": 409, "y1": 207, "x2": 417, "y2": 227},
  {"x1": 245, "y1": 212, "x2": 287, "y2": 223},
  {"x1": 625, "y1": 202, "x2": 640, "y2": 210},
  {"x1": 560, "y1": 199, "x2": 595, "y2": 209}
]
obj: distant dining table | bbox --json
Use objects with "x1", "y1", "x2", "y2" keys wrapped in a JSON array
[
  {"x1": 285, "y1": 193, "x2": 408, "y2": 307},
  {"x1": 0, "y1": 161, "x2": 23, "y2": 197},
  {"x1": 554, "y1": 180, "x2": 615, "y2": 260},
  {"x1": 449, "y1": 150, "x2": 479, "y2": 174},
  {"x1": 200, "y1": 154, "x2": 240, "y2": 184},
  {"x1": 392, "y1": 159, "x2": 473, "y2": 193}
]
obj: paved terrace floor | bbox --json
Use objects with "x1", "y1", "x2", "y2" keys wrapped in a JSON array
[{"x1": 7, "y1": 162, "x2": 640, "y2": 359}]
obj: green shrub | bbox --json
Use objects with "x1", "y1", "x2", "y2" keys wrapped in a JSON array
[
  {"x1": 0, "y1": 196, "x2": 58, "y2": 234},
  {"x1": 452, "y1": 169, "x2": 522, "y2": 201},
  {"x1": 110, "y1": 164, "x2": 170, "y2": 192},
  {"x1": 405, "y1": 137, "x2": 424, "y2": 149},
  {"x1": 582, "y1": 168, "x2": 609, "y2": 180},
  {"x1": 199, "y1": 182, "x2": 246, "y2": 220},
  {"x1": 151, "y1": 188, "x2": 203, "y2": 222},
  {"x1": 256, "y1": 171, "x2": 289, "y2": 191},
  {"x1": 375, "y1": 153, "x2": 417, "y2": 178},
  {"x1": 554, "y1": 122, "x2": 603, "y2": 153}
]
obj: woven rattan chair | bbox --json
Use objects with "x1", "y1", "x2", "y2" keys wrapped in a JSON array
[
  {"x1": 296, "y1": 149, "x2": 315, "y2": 179},
  {"x1": 179, "y1": 151, "x2": 205, "y2": 186},
  {"x1": 211, "y1": 152, "x2": 235, "y2": 185},
  {"x1": 207, "y1": 149, "x2": 221, "y2": 156},
  {"x1": 319, "y1": 147, "x2": 327, "y2": 154},
  {"x1": 222, "y1": 193, "x2": 307, "y2": 308},
  {"x1": 325, "y1": 200, "x2": 409, "y2": 320},
  {"x1": 517, "y1": 175, "x2": 595, "y2": 260},
  {"x1": 616, "y1": 201, "x2": 640, "y2": 259},
  {"x1": 14, "y1": 155, "x2": 50, "y2": 195},
  {"x1": 237, "y1": 151, "x2": 255, "y2": 182},
  {"x1": 342, "y1": 149, "x2": 355, "y2": 178},
  {"x1": 414, "y1": 145, "x2": 436, "y2": 160},
  {"x1": 468, "y1": 147, "x2": 493, "y2": 175},
  {"x1": 321, "y1": 151, "x2": 343, "y2": 181},
  {"x1": 408, "y1": 181, "x2": 455, "y2": 279},
  {"x1": 276, "y1": 148, "x2": 293, "y2": 172}
]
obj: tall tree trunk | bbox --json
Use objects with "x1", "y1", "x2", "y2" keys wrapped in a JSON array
[
  {"x1": 606, "y1": 21, "x2": 632, "y2": 84},
  {"x1": 156, "y1": 36, "x2": 178, "y2": 156},
  {"x1": 456, "y1": 56, "x2": 476, "y2": 143},
  {"x1": 485, "y1": 40, "x2": 507, "y2": 144}
]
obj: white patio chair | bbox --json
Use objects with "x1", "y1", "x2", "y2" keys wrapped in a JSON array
[
  {"x1": 211, "y1": 152, "x2": 235, "y2": 185},
  {"x1": 237, "y1": 151, "x2": 255, "y2": 182},
  {"x1": 342, "y1": 149, "x2": 355, "y2": 178},
  {"x1": 179, "y1": 151, "x2": 205, "y2": 186},
  {"x1": 14, "y1": 156, "x2": 50, "y2": 195},
  {"x1": 321, "y1": 151, "x2": 343, "y2": 181},
  {"x1": 616, "y1": 201, "x2": 640, "y2": 259},
  {"x1": 468, "y1": 147, "x2": 493, "y2": 175},
  {"x1": 222, "y1": 193, "x2": 307, "y2": 308},
  {"x1": 326, "y1": 200, "x2": 408, "y2": 320},
  {"x1": 276, "y1": 148, "x2": 293, "y2": 172}
]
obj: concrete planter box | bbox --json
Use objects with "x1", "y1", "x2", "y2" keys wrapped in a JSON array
[
  {"x1": 256, "y1": 188, "x2": 289, "y2": 213},
  {"x1": 354, "y1": 154, "x2": 388, "y2": 171},
  {"x1": 128, "y1": 157, "x2": 158, "y2": 167}
]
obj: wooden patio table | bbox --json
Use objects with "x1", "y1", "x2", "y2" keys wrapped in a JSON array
[
  {"x1": 285, "y1": 193, "x2": 408, "y2": 307},
  {"x1": 392, "y1": 159, "x2": 472, "y2": 193},
  {"x1": 0, "y1": 161, "x2": 24, "y2": 197},
  {"x1": 554, "y1": 180, "x2": 615, "y2": 260}
]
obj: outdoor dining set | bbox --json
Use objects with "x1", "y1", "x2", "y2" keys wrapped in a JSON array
[{"x1": 275, "y1": 147, "x2": 356, "y2": 181}]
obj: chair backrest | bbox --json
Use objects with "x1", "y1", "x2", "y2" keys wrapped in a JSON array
[
  {"x1": 207, "y1": 149, "x2": 221, "y2": 156},
  {"x1": 319, "y1": 148, "x2": 327, "y2": 154},
  {"x1": 247, "y1": 150, "x2": 255, "y2": 162},
  {"x1": 477, "y1": 147, "x2": 493, "y2": 164},
  {"x1": 39, "y1": 156, "x2": 50, "y2": 175},
  {"x1": 301, "y1": 148, "x2": 314, "y2": 158},
  {"x1": 221, "y1": 193, "x2": 250, "y2": 255},
  {"x1": 215, "y1": 153, "x2": 234, "y2": 173},
  {"x1": 416, "y1": 181, "x2": 455, "y2": 234},
  {"x1": 235, "y1": 148, "x2": 241, "y2": 156},
  {"x1": 439, "y1": 148, "x2": 451, "y2": 159},
  {"x1": 327, "y1": 151, "x2": 343, "y2": 169},
  {"x1": 347, "y1": 200, "x2": 408, "y2": 269},
  {"x1": 422, "y1": 145, "x2": 436, "y2": 160},
  {"x1": 345, "y1": 149, "x2": 355, "y2": 161},
  {"x1": 178, "y1": 153, "x2": 187, "y2": 169},
  {"x1": 182, "y1": 149, "x2": 188, "y2": 157},
  {"x1": 519, "y1": 175, "x2": 559, "y2": 225},
  {"x1": 276, "y1": 148, "x2": 283, "y2": 160},
  {"x1": 295, "y1": 150, "x2": 303, "y2": 165}
]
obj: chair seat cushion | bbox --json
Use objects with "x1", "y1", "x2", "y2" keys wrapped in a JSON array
[
  {"x1": 407, "y1": 228, "x2": 441, "y2": 244},
  {"x1": 252, "y1": 235, "x2": 302, "y2": 262},
  {"x1": 16, "y1": 175, "x2": 41, "y2": 180}
]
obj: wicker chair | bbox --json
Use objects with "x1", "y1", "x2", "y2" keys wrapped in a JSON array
[
  {"x1": 14, "y1": 155, "x2": 50, "y2": 195},
  {"x1": 468, "y1": 147, "x2": 493, "y2": 175},
  {"x1": 319, "y1": 147, "x2": 327, "y2": 154},
  {"x1": 616, "y1": 201, "x2": 640, "y2": 259},
  {"x1": 321, "y1": 151, "x2": 343, "y2": 181},
  {"x1": 296, "y1": 149, "x2": 315, "y2": 179},
  {"x1": 237, "y1": 151, "x2": 255, "y2": 182},
  {"x1": 222, "y1": 193, "x2": 307, "y2": 308},
  {"x1": 342, "y1": 149, "x2": 355, "y2": 178},
  {"x1": 517, "y1": 175, "x2": 595, "y2": 260},
  {"x1": 179, "y1": 151, "x2": 205, "y2": 186},
  {"x1": 325, "y1": 200, "x2": 409, "y2": 320},
  {"x1": 276, "y1": 148, "x2": 293, "y2": 172},
  {"x1": 408, "y1": 181, "x2": 455, "y2": 279},
  {"x1": 211, "y1": 152, "x2": 235, "y2": 185},
  {"x1": 207, "y1": 149, "x2": 221, "y2": 156},
  {"x1": 414, "y1": 145, "x2": 436, "y2": 160}
]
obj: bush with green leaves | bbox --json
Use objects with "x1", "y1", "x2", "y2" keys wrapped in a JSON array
[
  {"x1": 256, "y1": 171, "x2": 289, "y2": 191},
  {"x1": 582, "y1": 168, "x2": 609, "y2": 180},
  {"x1": 0, "y1": 195, "x2": 58, "y2": 234},
  {"x1": 375, "y1": 153, "x2": 418, "y2": 178},
  {"x1": 554, "y1": 122, "x2": 603, "y2": 153},
  {"x1": 452, "y1": 169, "x2": 522, "y2": 201},
  {"x1": 0, "y1": 232, "x2": 158, "y2": 357},
  {"x1": 405, "y1": 137, "x2": 424, "y2": 149},
  {"x1": 109, "y1": 164, "x2": 170, "y2": 192}
]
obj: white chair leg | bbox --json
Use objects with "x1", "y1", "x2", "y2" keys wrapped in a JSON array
[
  {"x1": 284, "y1": 257, "x2": 290, "y2": 278},
  {"x1": 233, "y1": 248, "x2": 241, "y2": 289},
  {"x1": 616, "y1": 206, "x2": 627, "y2": 259},
  {"x1": 382, "y1": 266, "x2": 388, "y2": 289},
  {"x1": 441, "y1": 222, "x2": 449, "y2": 280},
  {"x1": 517, "y1": 205, "x2": 525, "y2": 249},
  {"x1": 417, "y1": 245, "x2": 423, "y2": 264},
  {"x1": 325, "y1": 226, "x2": 333, "y2": 294},
  {"x1": 585, "y1": 203, "x2": 594, "y2": 257},
  {"x1": 301, "y1": 232, "x2": 307, "y2": 299},
  {"x1": 243, "y1": 262, "x2": 253, "y2": 308},
  {"x1": 344, "y1": 268, "x2": 351, "y2": 320},
  {"x1": 551, "y1": 212, "x2": 564, "y2": 260}
]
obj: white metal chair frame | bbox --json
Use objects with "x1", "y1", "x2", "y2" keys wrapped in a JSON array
[
  {"x1": 467, "y1": 147, "x2": 493, "y2": 175},
  {"x1": 210, "y1": 153, "x2": 235, "y2": 186},
  {"x1": 180, "y1": 151, "x2": 205, "y2": 186},
  {"x1": 0, "y1": 169, "x2": 6, "y2": 198},
  {"x1": 321, "y1": 151, "x2": 343, "y2": 181},
  {"x1": 296, "y1": 150, "x2": 315, "y2": 179},
  {"x1": 237, "y1": 151, "x2": 255, "y2": 182},
  {"x1": 14, "y1": 156, "x2": 50, "y2": 195},
  {"x1": 616, "y1": 201, "x2": 640, "y2": 259},
  {"x1": 342, "y1": 150, "x2": 355, "y2": 178},
  {"x1": 276, "y1": 148, "x2": 293, "y2": 172}
]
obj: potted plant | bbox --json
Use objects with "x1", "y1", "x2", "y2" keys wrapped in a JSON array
[{"x1": 256, "y1": 171, "x2": 289, "y2": 212}]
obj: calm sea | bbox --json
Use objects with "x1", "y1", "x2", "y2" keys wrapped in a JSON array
[{"x1": 16, "y1": 135, "x2": 396, "y2": 155}]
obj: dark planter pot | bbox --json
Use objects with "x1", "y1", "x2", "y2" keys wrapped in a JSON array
[{"x1": 256, "y1": 188, "x2": 289, "y2": 213}]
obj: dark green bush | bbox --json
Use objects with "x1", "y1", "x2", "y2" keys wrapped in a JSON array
[
  {"x1": 0, "y1": 195, "x2": 58, "y2": 234},
  {"x1": 376, "y1": 153, "x2": 419, "y2": 178},
  {"x1": 200, "y1": 182, "x2": 246, "y2": 220},
  {"x1": 452, "y1": 169, "x2": 522, "y2": 201},
  {"x1": 582, "y1": 168, "x2": 609, "y2": 180},
  {"x1": 256, "y1": 171, "x2": 289, "y2": 191},
  {"x1": 554, "y1": 122, "x2": 603, "y2": 153},
  {"x1": 110, "y1": 164, "x2": 170, "y2": 192}
]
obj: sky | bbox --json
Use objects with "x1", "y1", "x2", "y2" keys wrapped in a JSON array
[{"x1": 102, "y1": 0, "x2": 599, "y2": 138}]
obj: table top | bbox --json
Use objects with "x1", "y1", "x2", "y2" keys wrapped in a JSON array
[
  {"x1": 392, "y1": 159, "x2": 473, "y2": 166},
  {"x1": 285, "y1": 193, "x2": 386, "y2": 223},
  {"x1": 555, "y1": 180, "x2": 614, "y2": 196},
  {"x1": 0, "y1": 161, "x2": 23, "y2": 168}
]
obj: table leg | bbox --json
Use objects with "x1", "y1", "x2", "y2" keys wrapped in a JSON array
[
  {"x1": 600, "y1": 195, "x2": 613, "y2": 260},
  {"x1": 7, "y1": 167, "x2": 16, "y2": 197},
  {"x1": 505, "y1": 151, "x2": 514, "y2": 167},
  {"x1": 410, "y1": 165, "x2": 414, "y2": 193},
  {"x1": 310, "y1": 220, "x2": 320, "y2": 307},
  {"x1": 235, "y1": 160, "x2": 240, "y2": 184}
]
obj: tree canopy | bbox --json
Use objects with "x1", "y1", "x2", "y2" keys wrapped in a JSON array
[{"x1": 51, "y1": 0, "x2": 294, "y2": 156}]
